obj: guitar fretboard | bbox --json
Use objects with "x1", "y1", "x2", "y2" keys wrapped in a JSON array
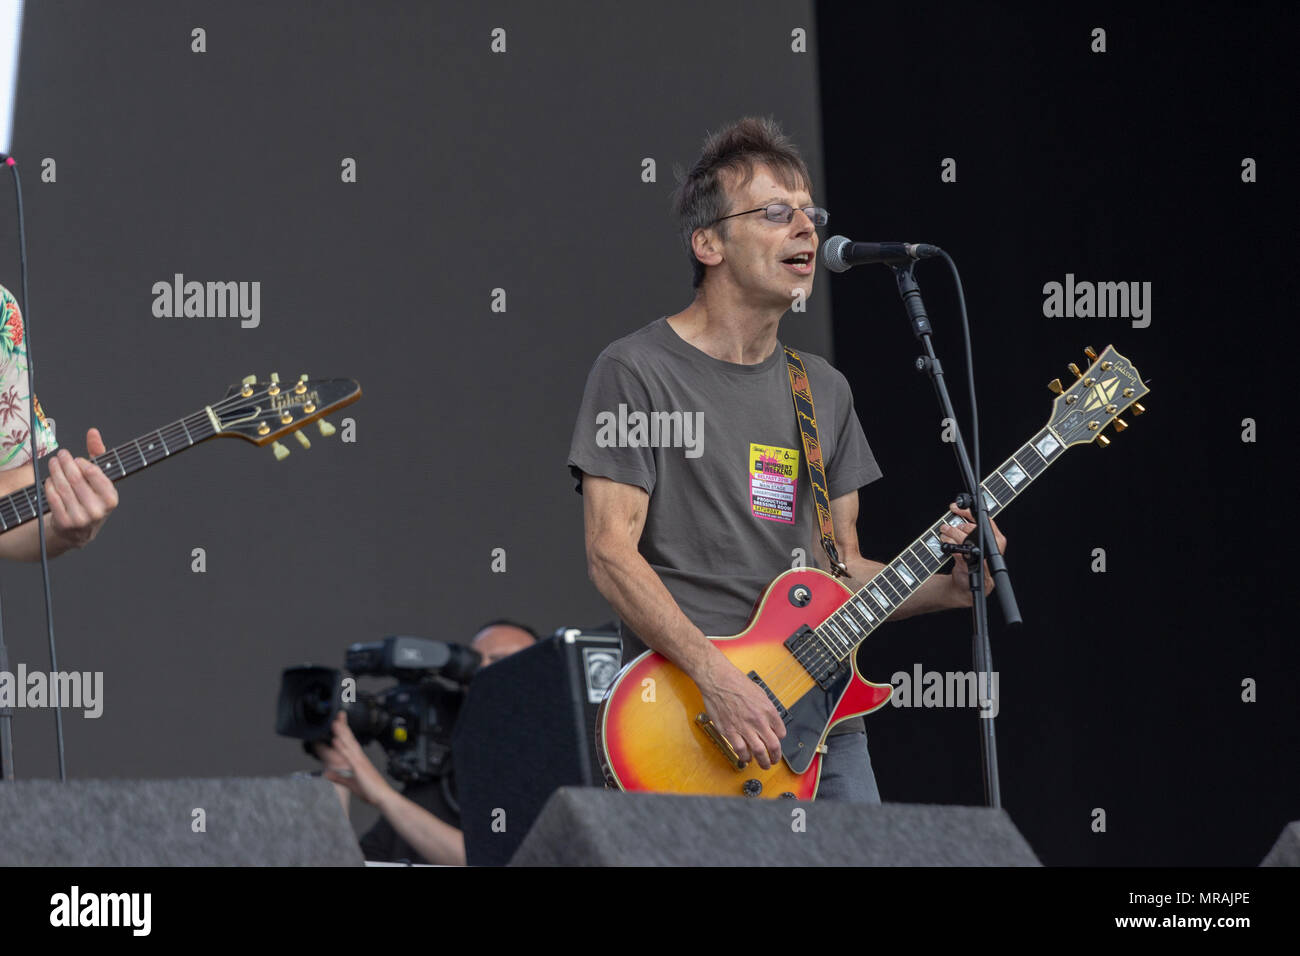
[
  {"x1": 794, "y1": 426, "x2": 1068, "y2": 680},
  {"x1": 0, "y1": 410, "x2": 219, "y2": 532}
]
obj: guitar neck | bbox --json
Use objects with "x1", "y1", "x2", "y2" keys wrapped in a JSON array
[
  {"x1": 0, "y1": 408, "x2": 219, "y2": 533},
  {"x1": 808, "y1": 425, "x2": 1069, "y2": 662}
]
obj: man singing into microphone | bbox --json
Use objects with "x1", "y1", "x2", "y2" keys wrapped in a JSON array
[
  {"x1": 0, "y1": 284, "x2": 118, "y2": 559},
  {"x1": 567, "y1": 116, "x2": 1004, "y2": 800}
]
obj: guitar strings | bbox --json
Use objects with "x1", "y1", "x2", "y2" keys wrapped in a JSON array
[{"x1": 758, "y1": 541, "x2": 965, "y2": 705}]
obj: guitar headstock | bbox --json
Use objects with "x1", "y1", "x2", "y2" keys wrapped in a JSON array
[
  {"x1": 214, "y1": 374, "x2": 361, "y2": 458},
  {"x1": 1045, "y1": 345, "x2": 1149, "y2": 448}
]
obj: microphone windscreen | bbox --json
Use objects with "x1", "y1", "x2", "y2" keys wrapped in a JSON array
[{"x1": 821, "y1": 234, "x2": 852, "y2": 273}]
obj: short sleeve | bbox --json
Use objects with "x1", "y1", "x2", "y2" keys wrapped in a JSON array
[
  {"x1": 0, "y1": 285, "x2": 57, "y2": 471},
  {"x1": 825, "y1": 368, "x2": 882, "y2": 498},
  {"x1": 566, "y1": 353, "x2": 657, "y2": 495}
]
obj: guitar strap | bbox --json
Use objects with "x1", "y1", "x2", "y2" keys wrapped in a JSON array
[{"x1": 783, "y1": 346, "x2": 850, "y2": 579}]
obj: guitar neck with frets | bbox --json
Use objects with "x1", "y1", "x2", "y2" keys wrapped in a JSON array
[
  {"x1": 787, "y1": 345, "x2": 1149, "y2": 675},
  {"x1": 0, "y1": 373, "x2": 361, "y2": 533}
]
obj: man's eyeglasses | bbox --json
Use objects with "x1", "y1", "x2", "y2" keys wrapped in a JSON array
[{"x1": 713, "y1": 204, "x2": 829, "y2": 227}]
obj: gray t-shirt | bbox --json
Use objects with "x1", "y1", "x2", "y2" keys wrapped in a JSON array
[{"x1": 568, "y1": 316, "x2": 883, "y2": 720}]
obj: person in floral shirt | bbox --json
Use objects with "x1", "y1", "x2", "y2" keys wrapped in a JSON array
[{"x1": 0, "y1": 284, "x2": 117, "y2": 559}]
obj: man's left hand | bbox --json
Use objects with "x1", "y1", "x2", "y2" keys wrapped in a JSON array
[
  {"x1": 939, "y1": 502, "x2": 1007, "y2": 605},
  {"x1": 46, "y1": 428, "x2": 119, "y2": 549}
]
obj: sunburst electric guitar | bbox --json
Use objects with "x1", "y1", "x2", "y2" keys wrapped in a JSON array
[
  {"x1": 0, "y1": 373, "x2": 360, "y2": 534},
  {"x1": 596, "y1": 345, "x2": 1148, "y2": 799}
]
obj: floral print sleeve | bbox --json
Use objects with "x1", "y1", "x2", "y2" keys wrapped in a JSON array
[{"x1": 0, "y1": 284, "x2": 58, "y2": 470}]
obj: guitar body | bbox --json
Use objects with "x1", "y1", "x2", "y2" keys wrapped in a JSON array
[{"x1": 596, "y1": 567, "x2": 893, "y2": 800}]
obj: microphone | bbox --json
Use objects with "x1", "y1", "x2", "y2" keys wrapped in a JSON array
[{"x1": 821, "y1": 235, "x2": 940, "y2": 273}]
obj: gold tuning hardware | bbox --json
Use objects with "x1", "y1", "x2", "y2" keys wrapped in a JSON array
[
  {"x1": 294, "y1": 431, "x2": 311, "y2": 448},
  {"x1": 317, "y1": 418, "x2": 336, "y2": 437},
  {"x1": 1132, "y1": 403, "x2": 1145, "y2": 416},
  {"x1": 1112, "y1": 418, "x2": 1128, "y2": 432},
  {"x1": 241, "y1": 375, "x2": 256, "y2": 386},
  {"x1": 1068, "y1": 362, "x2": 1082, "y2": 378},
  {"x1": 1047, "y1": 378, "x2": 1064, "y2": 395},
  {"x1": 1098, "y1": 434, "x2": 1111, "y2": 448},
  {"x1": 271, "y1": 441, "x2": 289, "y2": 461},
  {"x1": 1084, "y1": 346, "x2": 1098, "y2": 361}
]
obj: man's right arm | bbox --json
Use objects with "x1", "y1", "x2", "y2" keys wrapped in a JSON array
[{"x1": 581, "y1": 472, "x2": 785, "y2": 769}]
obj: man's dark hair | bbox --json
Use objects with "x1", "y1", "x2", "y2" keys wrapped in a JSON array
[
  {"x1": 472, "y1": 619, "x2": 540, "y2": 643},
  {"x1": 673, "y1": 116, "x2": 813, "y2": 290}
]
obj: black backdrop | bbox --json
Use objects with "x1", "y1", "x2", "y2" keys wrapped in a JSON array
[
  {"x1": 0, "y1": 0, "x2": 1292, "y2": 867},
  {"x1": 817, "y1": 2, "x2": 1297, "y2": 865}
]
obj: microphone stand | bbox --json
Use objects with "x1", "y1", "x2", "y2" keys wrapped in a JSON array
[{"x1": 888, "y1": 258, "x2": 1020, "y2": 809}]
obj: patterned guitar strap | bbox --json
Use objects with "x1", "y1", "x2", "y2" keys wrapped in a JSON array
[{"x1": 783, "y1": 346, "x2": 850, "y2": 579}]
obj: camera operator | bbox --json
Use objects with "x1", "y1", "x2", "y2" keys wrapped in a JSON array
[{"x1": 314, "y1": 620, "x2": 537, "y2": 866}]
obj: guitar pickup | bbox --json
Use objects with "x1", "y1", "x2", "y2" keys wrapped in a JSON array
[{"x1": 747, "y1": 671, "x2": 790, "y2": 723}]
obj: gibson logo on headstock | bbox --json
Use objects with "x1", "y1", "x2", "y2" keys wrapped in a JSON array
[
  {"x1": 270, "y1": 389, "x2": 320, "y2": 411},
  {"x1": 1079, "y1": 360, "x2": 1137, "y2": 413}
]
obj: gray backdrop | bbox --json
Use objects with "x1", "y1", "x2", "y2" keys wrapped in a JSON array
[{"x1": 0, "y1": 0, "x2": 831, "y2": 832}]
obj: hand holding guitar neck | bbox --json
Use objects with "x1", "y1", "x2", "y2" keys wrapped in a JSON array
[{"x1": 43, "y1": 428, "x2": 119, "y2": 552}]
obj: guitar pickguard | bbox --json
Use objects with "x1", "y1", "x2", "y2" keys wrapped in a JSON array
[{"x1": 780, "y1": 662, "x2": 851, "y2": 774}]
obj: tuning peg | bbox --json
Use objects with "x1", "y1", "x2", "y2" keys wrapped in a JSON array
[
  {"x1": 1131, "y1": 403, "x2": 1145, "y2": 416},
  {"x1": 1047, "y1": 378, "x2": 1064, "y2": 395},
  {"x1": 1068, "y1": 362, "x2": 1082, "y2": 378},
  {"x1": 294, "y1": 431, "x2": 311, "y2": 449},
  {"x1": 1097, "y1": 434, "x2": 1111, "y2": 448},
  {"x1": 317, "y1": 418, "x2": 336, "y2": 437},
  {"x1": 1084, "y1": 346, "x2": 1097, "y2": 361},
  {"x1": 241, "y1": 375, "x2": 256, "y2": 386},
  {"x1": 272, "y1": 441, "x2": 290, "y2": 461},
  {"x1": 270, "y1": 373, "x2": 280, "y2": 384},
  {"x1": 1112, "y1": 418, "x2": 1128, "y2": 432}
]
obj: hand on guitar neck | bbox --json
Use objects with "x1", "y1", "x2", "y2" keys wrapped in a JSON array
[{"x1": 0, "y1": 427, "x2": 118, "y2": 560}]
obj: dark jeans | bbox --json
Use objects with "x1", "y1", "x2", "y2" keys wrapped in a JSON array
[{"x1": 815, "y1": 729, "x2": 882, "y2": 804}]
